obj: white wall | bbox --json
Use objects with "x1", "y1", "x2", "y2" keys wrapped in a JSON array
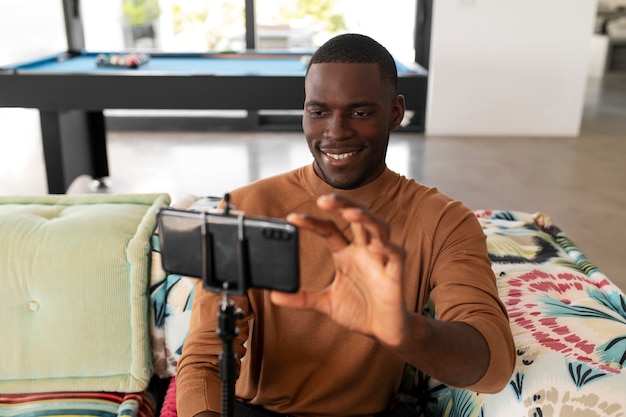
[
  {"x1": 0, "y1": 0, "x2": 66, "y2": 65},
  {"x1": 426, "y1": 0, "x2": 598, "y2": 137},
  {"x1": 0, "y1": 0, "x2": 67, "y2": 195}
]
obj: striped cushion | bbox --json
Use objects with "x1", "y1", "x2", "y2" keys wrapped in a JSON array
[{"x1": 0, "y1": 391, "x2": 156, "y2": 417}]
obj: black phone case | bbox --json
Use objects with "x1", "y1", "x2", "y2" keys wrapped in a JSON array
[{"x1": 157, "y1": 208, "x2": 299, "y2": 294}]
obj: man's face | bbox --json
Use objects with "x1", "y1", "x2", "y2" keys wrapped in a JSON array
[{"x1": 302, "y1": 62, "x2": 405, "y2": 190}]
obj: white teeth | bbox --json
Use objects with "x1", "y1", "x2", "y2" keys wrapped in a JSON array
[{"x1": 326, "y1": 151, "x2": 357, "y2": 160}]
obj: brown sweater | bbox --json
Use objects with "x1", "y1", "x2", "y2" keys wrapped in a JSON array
[{"x1": 176, "y1": 164, "x2": 514, "y2": 417}]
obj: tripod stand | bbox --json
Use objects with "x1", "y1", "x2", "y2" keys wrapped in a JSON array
[
  {"x1": 201, "y1": 195, "x2": 248, "y2": 417},
  {"x1": 158, "y1": 193, "x2": 298, "y2": 415},
  {"x1": 216, "y1": 294, "x2": 244, "y2": 417}
]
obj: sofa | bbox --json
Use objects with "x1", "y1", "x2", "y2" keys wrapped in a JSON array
[{"x1": 1, "y1": 193, "x2": 625, "y2": 417}]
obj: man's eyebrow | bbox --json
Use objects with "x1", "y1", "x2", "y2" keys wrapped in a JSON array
[
  {"x1": 304, "y1": 100, "x2": 376, "y2": 108},
  {"x1": 304, "y1": 100, "x2": 327, "y2": 107},
  {"x1": 347, "y1": 101, "x2": 376, "y2": 108}
]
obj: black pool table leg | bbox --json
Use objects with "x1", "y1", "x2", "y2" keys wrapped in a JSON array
[{"x1": 39, "y1": 110, "x2": 110, "y2": 194}]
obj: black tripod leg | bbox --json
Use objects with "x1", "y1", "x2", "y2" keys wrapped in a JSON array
[{"x1": 217, "y1": 299, "x2": 242, "y2": 417}]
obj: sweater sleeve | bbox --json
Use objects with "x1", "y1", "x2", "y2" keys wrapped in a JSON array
[
  {"x1": 427, "y1": 201, "x2": 515, "y2": 393},
  {"x1": 176, "y1": 280, "x2": 251, "y2": 417}
]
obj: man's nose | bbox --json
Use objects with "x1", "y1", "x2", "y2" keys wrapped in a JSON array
[{"x1": 325, "y1": 114, "x2": 351, "y2": 140}]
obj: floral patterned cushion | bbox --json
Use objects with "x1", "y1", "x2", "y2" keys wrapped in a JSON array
[{"x1": 420, "y1": 210, "x2": 626, "y2": 417}]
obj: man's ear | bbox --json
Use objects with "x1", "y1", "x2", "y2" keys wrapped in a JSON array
[{"x1": 390, "y1": 94, "x2": 406, "y2": 131}]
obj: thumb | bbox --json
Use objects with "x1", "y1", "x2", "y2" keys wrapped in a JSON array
[{"x1": 270, "y1": 289, "x2": 315, "y2": 310}]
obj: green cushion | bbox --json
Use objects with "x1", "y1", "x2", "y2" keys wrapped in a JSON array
[{"x1": 0, "y1": 193, "x2": 170, "y2": 393}]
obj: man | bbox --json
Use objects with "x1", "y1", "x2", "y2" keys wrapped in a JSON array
[{"x1": 176, "y1": 33, "x2": 515, "y2": 417}]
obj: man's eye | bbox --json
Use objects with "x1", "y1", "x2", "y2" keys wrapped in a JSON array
[
  {"x1": 352, "y1": 111, "x2": 370, "y2": 118},
  {"x1": 308, "y1": 109, "x2": 327, "y2": 117}
]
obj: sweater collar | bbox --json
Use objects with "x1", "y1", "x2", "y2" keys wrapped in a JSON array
[{"x1": 303, "y1": 163, "x2": 397, "y2": 208}]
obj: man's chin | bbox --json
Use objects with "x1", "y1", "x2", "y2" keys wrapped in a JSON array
[
  {"x1": 314, "y1": 161, "x2": 363, "y2": 190},
  {"x1": 322, "y1": 173, "x2": 362, "y2": 190}
]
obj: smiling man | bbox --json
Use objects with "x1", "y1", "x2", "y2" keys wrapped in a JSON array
[
  {"x1": 302, "y1": 54, "x2": 401, "y2": 190},
  {"x1": 176, "y1": 34, "x2": 515, "y2": 417}
]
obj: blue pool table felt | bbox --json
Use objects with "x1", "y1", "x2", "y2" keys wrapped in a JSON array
[{"x1": 8, "y1": 52, "x2": 417, "y2": 76}]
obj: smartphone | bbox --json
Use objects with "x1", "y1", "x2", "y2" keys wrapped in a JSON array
[{"x1": 157, "y1": 207, "x2": 299, "y2": 295}]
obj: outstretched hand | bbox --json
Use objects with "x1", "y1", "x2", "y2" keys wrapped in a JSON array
[{"x1": 270, "y1": 193, "x2": 409, "y2": 347}]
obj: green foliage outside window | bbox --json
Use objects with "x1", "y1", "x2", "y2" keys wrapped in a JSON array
[
  {"x1": 123, "y1": 0, "x2": 161, "y2": 27},
  {"x1": 280, "y1": 0, "x2": 346, "y2": 34}
]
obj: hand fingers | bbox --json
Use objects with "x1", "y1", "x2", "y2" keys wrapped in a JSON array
[
  {"x1": 316, "y1": 193, "x2": 366, "y2": 211},
  {"x1": 370, "y1": 240, "x2": 406, "y2": 277},
  {"x1": 286, "y1": 212, "x2": 349, "y2": 253},
  {"x1": 287, "y1": 193, "x2": 391, "y2": 250},
  {"x1": 351, "y1": 221, "x2": 368, "y2": 247},
  {"x1": 317, "y1": 194, "x2": 390, "y2": 244}
]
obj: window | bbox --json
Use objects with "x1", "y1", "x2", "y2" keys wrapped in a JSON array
[{"x1": 78, "y1": 0, "x2": 417, "y2": 62}]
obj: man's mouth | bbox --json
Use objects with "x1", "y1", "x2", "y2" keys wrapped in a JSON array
[{"x1": 324, "y1": 150, "x2": 359, "y2": 160}]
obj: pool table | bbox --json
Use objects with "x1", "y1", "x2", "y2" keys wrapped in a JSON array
[{"x1": 0, "y1": 51, "x2": 428, "y2": 194}]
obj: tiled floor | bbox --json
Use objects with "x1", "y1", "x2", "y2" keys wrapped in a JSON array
[{"x1": 1, "y1": 74, "x2": 625, "y2": 290}]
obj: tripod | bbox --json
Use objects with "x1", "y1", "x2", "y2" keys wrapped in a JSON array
[
  {"x1": 201, "y1": 194, "x2": 248, "y2": 417},
  {"x1": 216, "y1": 293, "x2": 244, "y2": 417}
]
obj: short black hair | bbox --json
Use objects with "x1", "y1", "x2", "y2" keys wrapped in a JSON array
[{"x1": 307, "y1": 33, "x2": 398, "y2": 93}]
